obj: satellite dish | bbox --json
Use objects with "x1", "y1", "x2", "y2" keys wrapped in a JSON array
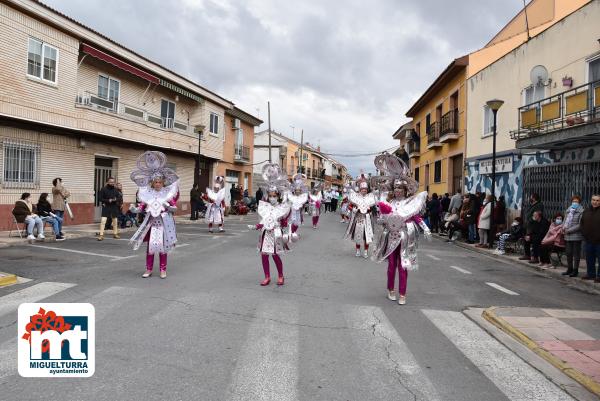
[{"x1": 530, "y1": 65, "x2": 549, "y2": 86}]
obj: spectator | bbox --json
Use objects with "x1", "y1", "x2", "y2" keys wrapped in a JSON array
[
  {"x1": 331, "y1": 188, "x2": 339, "y2": 212},
  {"x1": 97, "y1": 177, "x2": 122, "y2": 241},
  {"x1": 525, "y1": 210, "x2": 550, "y2": 264},
  {"x1": 441, "y1": 193, "x2": 451, "y2": 215},
  {"x1": 37, "y1": 193, "x2": 64, "y2": 241},
  {"x1": 581, "y1": 194, "x2": 600, "y2": 282},
  {"x1": 12, "y1": 193, "x2": 44, "y2": 242},
  {"x1": 427, "y1": 193, "x2": 441, "y2": 233},
  {"x1": 476, "y1": 194, "x2": 493, "y2": 248},
  {"x1": 539, "y1": 213, "x2": 565, "y2": 268},
  {"x1": 494, "y1": 217, "x2": 525, "y2": 255},
  {"x1": 447, "y1": 197, "x2": 471, "y2": 242},
  {"x1": 494, "y1": 195, "x2": 507, "y2": 234},
  {"x1": 51, "y1": 177, "x2": 70, "y2": 237},
  {"x1": 190, "y1": 183, "x2": 202, "y2": 220},
  {"x1": 255, "y1": 187, "x2": 263, "y2": 203},
  {"x1": 443, "y1": 207, "x2": 460, "y2": 234},
  {"x1": 562, "y1": 195, "x2": 584, "y2": 277},
  {"x1": 230, "y1": 184, "x2": 237, "y2": 207},
  {"x1": 243, "y1": 188, "x2": 249, "y2": 198},
  {"x1": 519, "y1": 193, "x2": 544, "y2": 261},
  {"x1": 448, "y1": 188, "x2": 462, "y2": 215},
  {"x1": 466, "y1": 194, "x2": 478, "y2": 244}
]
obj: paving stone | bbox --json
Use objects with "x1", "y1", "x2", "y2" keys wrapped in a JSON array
[
  {"x1": 536, "y1": 340, "x2": 575, "y2": 351},
  {"x1": 564, "y1": 340, "x2": 600, "y2": 351}
]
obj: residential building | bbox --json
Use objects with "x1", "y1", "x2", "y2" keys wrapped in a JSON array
[
  {"x1": 465, "y1": 0, "x2": 599, "y2": 218},
  {"x1": 214, "y1": 108, "x2": 262, "y2": 204},
  {"x1": 0, "y1": 0, "x2": 255, "y2": 229},
  {"x1": 404, "y1": 56, "x2": 468, "y2": 195}
]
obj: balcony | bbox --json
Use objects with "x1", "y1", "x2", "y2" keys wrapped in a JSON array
[
  {"x1": 234, "y1": 144, "x2": 250, "y2": 163},
  {"x1": 426, "y1": 122, "x2": 442, "y2": 149},
  {"x1": 440, "y1": 109, "x2": 459, "y2": 142},
  {"x1": 306, "y1": 167, "x2": 312, "y2": 178},
  {"x1": 75, "y1": 91, "x2": 192, "y2": 134},
  {"x1": 511, "y1": 80, "x2": 600, "y2": 150},
  {"x1": 407, "y1": 140, "x2": 420, "y2": 158}
]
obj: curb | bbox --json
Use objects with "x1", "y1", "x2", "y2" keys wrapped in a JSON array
[
  {"x1": 436, "y1": 235, "x2": 600, "y2": 296},
  {"x1": 482, "y1": 307, "x2": 600, "y2": 397},
  {"x1": 0, "y1": 272, "x2": 17, "y2": 287}
]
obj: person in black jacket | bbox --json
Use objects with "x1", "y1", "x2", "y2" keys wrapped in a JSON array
[
  {"x1": 190, "y1": 183, "x2": 202, "y2": 220},
  {"x1": 524, "y1": 210, "x2": 550, "y2": 264},
  {"x1": 427, "y1": 193, "x2": 441, "y2": 233},
  {"x1": 519, "y1": 193, "x2": 544, "y2": 260},
  {"x1": 37, "y1": 193, "x2": 64, "y2": 240},
  {"x1": 97, "y1": 177, "x2": 122, "y2": 241},
  {"x1": 494, "y1": 217, "x2": 524, "y2": 255}
]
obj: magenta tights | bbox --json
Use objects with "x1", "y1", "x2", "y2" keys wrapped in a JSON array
[
  {"x1": 146, "y1": 252, "x2": 167, "y2": 272},
  {"x1": 387, "y1": 246, "x2": 407, "y2": 295},
  {"x1": 261, "y1": 253, "x2": 283, "y2": 278},
  {"x1": 312, "y1": 216, "x2": 319, "y2": 226}
]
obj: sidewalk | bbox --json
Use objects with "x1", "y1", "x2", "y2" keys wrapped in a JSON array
[
  {"x1": 484, "y1": 306, "x2": 600, "y2": 397},
  {"x1": 437, "y1": 234, "x2": 600, "y2": 295}
]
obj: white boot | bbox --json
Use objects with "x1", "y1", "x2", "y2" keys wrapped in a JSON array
[
  {"x1": 27, "y1": 234, "x2": 35, "y2": 243},
  {"x1": 363, "y1": 249, "x2": 369, "y2": 258},
  {"x1": 398, "y1": 295, "x2": 406, "y2": 305},
  {"x1": 355, "y1": 249, "x2": 361, "y2": 257},
  {"x1": 387, "y1": 290, "x2": 397, "y2": 301}
]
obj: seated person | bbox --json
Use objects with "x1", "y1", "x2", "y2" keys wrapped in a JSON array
[
  {"x1": 12, "y1": 192, "x2": 44, "y2": 242},
  {"x1": 539, "y1": 213, "x2": 566, "y2": 269},
  {"x1": 524, "y1": 211, "x2": 550, "y2": 264},
  {"x1": 443, "y1": 208, "x2": 460, "y2": 235},
  {"x1": 494, "y1": 217, "x2": 525, "y2": 255},
  {"x1": 36, "y1": 192, "x2": 64, "y2": 240}
]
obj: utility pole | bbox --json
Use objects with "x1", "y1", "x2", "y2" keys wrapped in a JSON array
[
  {"x1": 268, "y1": 101, "x2": 272, "y2": 163},
  {"x1": 299, "y1": 129, "x2": 304, "y2": 174}
]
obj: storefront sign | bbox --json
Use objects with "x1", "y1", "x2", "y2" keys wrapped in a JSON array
[{"x1": 479, "y1": 156, "x2": 513, "y2": 175}]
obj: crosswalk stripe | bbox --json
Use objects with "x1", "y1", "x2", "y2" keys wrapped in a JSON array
[
  {"x1": 449, "y1": 265, "x2": 472, "y2": 274},
  {"x1": 486, "y1": 282, "x2": 519, "y2": 295},
  {"x1": 226, "y1": 302, "x2": 299, "y2": 401},
  {"x1": 0, "y1": 282, "x2": 76, "y2": 318},
  {"x1": 345, "y1": 306, "x2": 442, "y2": 401},
  {"x1": 422, "y1": 309, "x2": 575, "y2": 401},
  {"x1": 31, "y1": 245, "x2": 129, "y2": 260},
  {"x1": 427, "y1": 254, "x2": 441, "y2": 261}
]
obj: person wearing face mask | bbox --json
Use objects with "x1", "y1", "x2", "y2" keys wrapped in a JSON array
[
  {"x1": 309, "y1": 185, "x2": 323, "y2": 229},
  {"x1": 345, "y1": 174, "x2": 377, "y2": 258},
  {"x1": 97, "y1": 176, "x2": 122, "y2": 241},
  {"x1": 494, "y1": 217, "x2": 525, "y2": 255},
  {"x1": 519, "y1": 193, "x2": 544, "y2": 261},
  {"x1": 286, "y1": 174, "x2": 308, "y2": 239},
  {"x1": 250, "y1": 164, "x2": 291, "y2": 286},
  {"x1": 562, "y1": 195, "x2": 584, "y2": 277},
  {"x1": 539, "y1": 213, "x2": 566, "y2": 269},
  {"x1": 204, "y1": 176, "x2": 226, "y2": 233},
  {"x1": 581, "y1": 194, "x2": 600, "y2": 281},
  {"x1": 371, "y1": 154, "x2": 430, "y2": 305},
  {"x1": 129, "y1": 151, "x2": 179, "y2": 279},
  {"x1": 524, "y1": 210, "x2": 550, "y2": 264}
]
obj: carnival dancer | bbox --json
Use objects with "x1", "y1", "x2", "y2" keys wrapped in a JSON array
[
  {"x1": 249, "y1": 164, "x2": 291, "y2": 286},
  {"x1": 345, "y1": 174, "x2": 377, "y2": 258},
  {"x1": 340, "y1": 183, "x2": 352, "y2": 223},
  {"x1": 371, "y1": 153, "x2": 430, "y2": 305},
  {"x1": 129, "y1": 151, "x2": 179, "y2": 279},
  {"x1": 286, "y1": 173, "x2": 308, "y2": 240},
  {"x1": 309, "y1": 184, "x2": 323, "y2": 229},
  {"x1": 204, "y1": 176, "x2": 226, "y2": 233}
]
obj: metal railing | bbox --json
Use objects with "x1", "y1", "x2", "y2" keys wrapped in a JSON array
[
  {"x1": 511, "y1": 79, "x2": 600, "y2": 140},
  {"x1": 440, "y1": 109, "x2": 459, "y2": 136},
  {"x1": 408, "y1": 140, "x2": 420, "y2": 155},
  {"x1": 234, "y1": 144, "x2": 250, "y2": 161},
  {"x1": 427, "y1": 121, "x2": 440, "y2": 144},
  {"x1": 307, "y1": 167, "x2": 312, "y2": 178}
]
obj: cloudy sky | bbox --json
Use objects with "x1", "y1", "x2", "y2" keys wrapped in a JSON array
[{"x1": 45, "y1": 0, "x2": 525, "y2": 175}]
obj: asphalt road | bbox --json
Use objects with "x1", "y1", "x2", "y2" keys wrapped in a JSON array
[{"x1": 0, "y1": 211, "x2": 598, "y2": 401}]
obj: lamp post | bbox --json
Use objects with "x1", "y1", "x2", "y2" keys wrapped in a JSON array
[
  {"x1": 195, "y1": 124, "x2": 206, "y2": 186},
  {"x1": 486, "y1": 99, "x2": 504, "y2": 248}
]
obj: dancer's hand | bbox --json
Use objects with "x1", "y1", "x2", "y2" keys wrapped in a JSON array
[
  {"x1": 247, "y1": 224, "x2": 256, "y2": 230},
  {"x1": 424, "y1": 229, "x2": 432, "y2": 241}
]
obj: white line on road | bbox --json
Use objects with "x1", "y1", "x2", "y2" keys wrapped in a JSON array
[
  {"x1": 422, "y1": 310, "x2": 574, "y2": 401},
  {"x1": 485, "y1": 282, "x2": 519, "y2": 296},
  {"x1": 32, "y1": 245, "x2": 133, "y2": 260},
  {"x1": 226, "y1": 302, "x2": 299, "y2": 401},
  {"x1": 0, "y1": 282, "x2": 76, "y2": 318},
  {"x1": 449, "y1": 265, "x2": 472, "y2": 274},
  {"x1": 428, "y1": 254, "x2": 441, "y2": 261}
]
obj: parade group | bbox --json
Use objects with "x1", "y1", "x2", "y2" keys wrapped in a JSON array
[{"x1": 120, "y1": 150, "x2": 431, "y2": 305}]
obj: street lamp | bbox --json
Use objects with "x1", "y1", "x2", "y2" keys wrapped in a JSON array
[
  {"x1": 194, "y1": 124, "x2": 206, "y2": 186},
  {"x1": 486, "y1": 99, "x2": 504, "y2": 248}
]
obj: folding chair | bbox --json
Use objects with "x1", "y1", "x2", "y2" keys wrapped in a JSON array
[{"x1": 9, "y1": 214, "x2": 25, "y2": 238}]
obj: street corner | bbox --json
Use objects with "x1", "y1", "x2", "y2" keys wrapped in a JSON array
[
  {"x1": 0, "y1": 271, "x2": 17, "y2": 287},
  {"x1": 483, "y1": 306, "x2": 600, "y2": 397}
]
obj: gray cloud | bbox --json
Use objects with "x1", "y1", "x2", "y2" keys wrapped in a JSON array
[{"x1": 43, "y1": 0, "x2": 524, "y2": 174}]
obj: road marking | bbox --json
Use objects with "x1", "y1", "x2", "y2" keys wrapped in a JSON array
[
  {"x1": 32, "y1": 245, "x2": 133, "y2": 260},
  {"x1": 226, "y1": 302, "x2": 299, "y2": 401},
  {"x1": 345, "y1": 305, "x2": 442, "y2": 401},
  {"x1": 449, "y1": 265, "x2": 472, "y2": 274},
  {"x1": 422, "y1": 310, "x2": 575, "y2": 401},
  {"x1": 0, "y1": 281, "x2": 76, "y2": 318},
  {"x1": 428, "y1": 254, "x2": 441, "y2": 261},
  {"x1": 485, "y1": 282, "x2": 519, "y2": 296}
]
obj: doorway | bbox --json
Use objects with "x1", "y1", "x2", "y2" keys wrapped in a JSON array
[
  {"x1": 94, "y1": 157, "x2": 115, "y2": 221},
  {"x1": 424, "y1": 164, "x2": 430, "y2": 192},
  {"x1": 450, "y1": 154, "x2": 464, "y2": 194}
]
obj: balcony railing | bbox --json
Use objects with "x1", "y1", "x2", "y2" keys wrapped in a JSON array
[
  {"x1": 75, "y1": 91, "x2": 191, "y2": 134},
  {"x1": 427, "y1": 122, "x2": 441, "y2": 148},
  {"x1": 440, "y1": 109, "x2": 459, "y2": 138},
  {"x1": 407, "y1": 140, "x2": 420, "y2": 157},
  {"x1": 307, "y1": 167, "x2": 312, "y2": 178},
  {"x1": 234, "y1": 144, "x2": 250, "y2": 162},
  {"x1": 511, "y1": 80, "x2": 600, "y2": 140}
]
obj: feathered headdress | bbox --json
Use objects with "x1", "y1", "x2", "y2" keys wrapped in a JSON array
[
  {"x1": 291, "y1": 173, "x2": 308, "y2": 193},
  {"x1": 262, "y1": 163, "x2": 289, "y2": 193},
  {"x1": 356, "y1": 173, "x2": 369, "y2": 190},
  {"x1": 213, "y1": 176, "x2": 225, "y2": 189},
  {"x1": 130, "y1": 151, "x2": 179, "y2": 187},
  {"x1": 371, "y1": 152, "x2": 418, "y2": 195}
]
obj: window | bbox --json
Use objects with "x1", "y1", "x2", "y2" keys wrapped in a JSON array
[
  {"x1": 434, "y1": 160, "x2": 442, "y2": 183},
  {"x1": 233, "y1": 118, "x2": 243, "y2": 146},
  {"x1": 2, "y1": 141, "x2": 40, "y2": 187},
  {"x1": 425, "y1": 114, "x2": 431, "y2": 134},
  {"x1": 160, "y1": 99, "x2": 175, "y2": 129},
  {"x1": 415, "y1": 122, "x2": 421, "y2": 136},
  {"x1": 210, "y1": 113, "x2": 219, "y2": 135},
  {"x1": 414, "y1": 167, "x2": 420, "y2": 183},
  {"x1": 590, "y1": 57, "x2": 600, "y2": 83},
  {"x1": 27, "y1": 38, "x2": 58, "y2": 83},
  {"x1": 483, "y1": 105, "x2": 494, "y2": 136},
  {"x1": 98, "y1": 75, "x2": 120, "y2": 111},
  {"x1": 524, "y1": 84, "x2": 545, "y2": 105}
]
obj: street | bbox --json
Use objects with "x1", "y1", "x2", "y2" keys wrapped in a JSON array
[{"x1": 0, "y1": 212, "x2": 598, "y2": 401}]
